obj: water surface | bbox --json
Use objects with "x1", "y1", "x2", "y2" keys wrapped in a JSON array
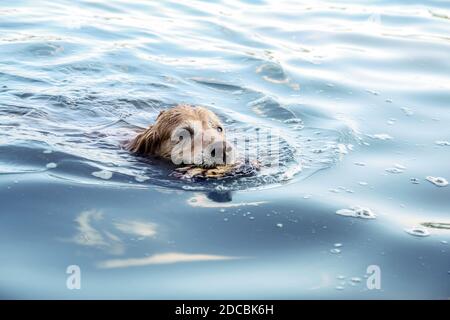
[{"x1": 1, "y1": 0, "x2": 450, "y2": 299}]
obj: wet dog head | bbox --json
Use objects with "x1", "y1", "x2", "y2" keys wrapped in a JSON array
[{"x1": 128, "y1": 105, "x2": 235, "y2": 167}]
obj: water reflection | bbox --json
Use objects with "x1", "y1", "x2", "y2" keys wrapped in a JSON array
[
  {"x1": 70, "y1": 207, "x2": 242, "y2": 270},
  {"x1": 97, "y1": 252, "x2": 240, "y2": 269},
  {"x1": 71, "y1": 210, "x2": 125, "y2": 255},
  {"x1": 188, "y1": 192, "x2": 267, "y2": 208},
  {"x1": 71, "y1": 210, "x2": 162, "y2": 255},
  {"x1": 114, "y1": 220, "x2": 157, "y2": 238},
  {"x1": 206, "y1": 190, "x2": 233, "y2": 203}
]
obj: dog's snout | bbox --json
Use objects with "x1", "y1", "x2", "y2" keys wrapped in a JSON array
[
  {"x1": 202, "y1": 141, "x2": 229, "y2": 166},
  {"x1": 211, "y1": 144, "x2": 230, "y2": 156},
  {"x1": 208, "y1": 141, "x2": 223, "y2": 159}
]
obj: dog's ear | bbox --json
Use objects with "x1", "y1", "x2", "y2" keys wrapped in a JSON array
[{"x1": 127, "y1": 126, "x2": 161, "y2": 155}]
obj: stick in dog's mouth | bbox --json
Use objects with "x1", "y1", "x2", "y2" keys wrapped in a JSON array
[{"x1": 171, "y1": 161, "x2": 260, "y2": 180}]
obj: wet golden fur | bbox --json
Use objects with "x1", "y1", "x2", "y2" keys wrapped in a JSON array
[{"x1": 128, "y1": 104, "x2": 228, "y2": 165}]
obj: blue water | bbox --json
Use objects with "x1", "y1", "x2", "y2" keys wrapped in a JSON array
[{"x1": 1, "y1": 0, "x2": 450, "y2": 299}]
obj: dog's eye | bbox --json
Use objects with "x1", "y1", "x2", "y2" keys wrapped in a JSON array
[{"x1": 217, "y1": 126, "x2": 223, "y2": 133}]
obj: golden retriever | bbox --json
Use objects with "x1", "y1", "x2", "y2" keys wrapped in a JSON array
[{"x1": 128, "y1": 104, "x2": 235, "y2": 169}]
